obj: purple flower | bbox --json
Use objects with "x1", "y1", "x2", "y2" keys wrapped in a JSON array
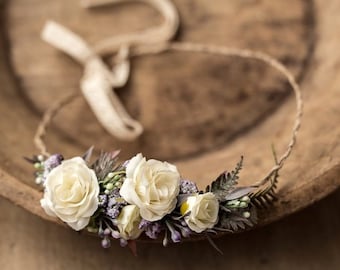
[
  {"x1": 170, "y1": 229, "x2": 181, "y2": 243},
  {"x1": 107, "y1": 194, "x2": 119, "y2": 208},
  {"x1": 106, "y1": 205, "x2": 121, "y2": 219},
  {"x1": 165, "y1": 221, "x2": 181, "y2": 243},
  {"x1": 180, "y1": 179, "x2": 199, "y2": 194},
  {"x1": 104, "y1": 190, "x2": 126, "y2": 219},
  {"x1": 111, "y1": 230, "x2": 120, "y2": 239},
  {"x1": 44, "y1": 154, "x2": 64, "y2": 170},
  {"x1": 139, "y1": 219, "x2": 162, "y2": 239},
  {"x1": 138, "y1": 219, "x2": 149, "y2": 229},
  {"x1": 101, "y1": 237, "x2": 111, "y2": 248},
  {"x1": 103, "y1": 228, "x2": 111, "y2": 236},
  {"x1": 42, "y1": 154, "x2": 64, "y2": 182},
  {"x1": 176, "y1": 224, "x2": 192, "y2": 238}
]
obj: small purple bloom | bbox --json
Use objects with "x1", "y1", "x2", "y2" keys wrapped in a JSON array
[
  {"x1": 139, "y1": 219, "x2": 162, "y2": 239},
  {"x1": 179, "y1": 226, "x2": 191, "y2": 238},
  {"x1": 138, "y1": 219, "x2": 150, "y2": 230},
  {"x1": 180, "y1": 179, "x2": 199, "y2": 194},
  {"x1": 170, "y1": 229, "x2": 181, "y2": 243},
  {"x1": 101, "y1": 237, "x2": 111, "y2": 248},
  {"x1": 106, "y1": 206, "x2": 120, "y2": 219},
  {"x1": 44, "y1": 154, "x2": 63, "y2": 171},
  {"x1": 165, "y1": 220, "x2": 182, "y2": 243},
  {"x1": 103, "y1": 228, "x2": 111, "y2": 236},
  {"x1": 107, "y1": 196, "x2": 118, "y2": 208},
  {"x1": 98, "y1": 194, "x2": 108, "y2": 207},
  {"x1": 180, "y1": 220, "x2": 187, "y2": 227},
  {"x1": 42, "y1": 154, "x2": 64, "y2": 182},
  {"x1": 111, "y1": 230, "x2": 120, "y2": 239}
]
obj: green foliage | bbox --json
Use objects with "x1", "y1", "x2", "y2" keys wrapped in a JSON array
[
  {"x1": 218, "y1": 206, "x2": 257, "y2": 231},
  {"x1": 212, "y1": 147, "x2": 280, "y2": 233},
  {"x1": 91, "y1": 150, "x2": 122, "y2": 181},
  {"x1": 250, "y1": 171, "x2": 278, "y2": 208},
  {"x1": 249, "y1": 146, "x2": 279, "y2": 208},
  {"x1": 206, "y1": 156, "x2": 243, "y2": 201}
]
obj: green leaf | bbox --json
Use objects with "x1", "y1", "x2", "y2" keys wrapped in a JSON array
[
  {"x1": 224, "y1": 186, "x2": 256, "y2": 201},
  {"x1": 91, "y1": 150, "x2": 121, "y2": 181},
  {"x1": 217, "y1": 206, "x2": 257, "y2": 231},
  {"x1": 249, "y1": 146, "x2": 279, "y2": 208},
  {"x1": 249, "y1": 171, "x2": 278, "y2": 208},
  {"x1": 206, "y1": 156, "x2": 244, "y2": 201}
]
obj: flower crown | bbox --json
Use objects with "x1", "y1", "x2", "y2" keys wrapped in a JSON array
[{"x1": 27, "y1": 0, "x2": 303, "y2": 254}]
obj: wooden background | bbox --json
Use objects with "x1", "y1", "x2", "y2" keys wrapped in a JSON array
[{"x1": 1, "y1": 0, "x2": 340, "y2": 268}]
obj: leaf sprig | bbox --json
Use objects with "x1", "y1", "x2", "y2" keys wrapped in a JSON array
[{"x1": 206, "y1": 156, "x2": 244, "y2": 201}]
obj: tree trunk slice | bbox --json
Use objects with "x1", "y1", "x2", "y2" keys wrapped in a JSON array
[{"x1": 0, "y1": 0, "x2": 340, "y2": 240}]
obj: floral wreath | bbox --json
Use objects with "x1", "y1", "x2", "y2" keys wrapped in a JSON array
[{"x1": 26, "y1": 0, "x2": 303, "y2": 253}]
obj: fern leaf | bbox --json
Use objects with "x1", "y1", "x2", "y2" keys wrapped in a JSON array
[
  {"x1": 250, "y1": 146, "x2": 280, "y2": 208},
  {"x1": 206, "y1": 156, "x2": 244, "y2": 200},
  {"x1": 218, "y1": 206, "x2": 257, "y2": 232}
]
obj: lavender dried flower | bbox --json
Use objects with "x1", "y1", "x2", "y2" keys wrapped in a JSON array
[
  {"x1": 106, "y1": 206, "x2": 121, "y2": 219},
  {"x1": 101, "y1": 237, "x2": 111, "y2": 248},
  {"x1": 41, "y1": 154, "x2": 64, "y2": 182},
  {"x1": 180, "y1": 179, "x2": 199, "y2": 194},
  {"x1": 165, "y1": 221, "x2": 181, "y2": 243},
  {"x1": 44, "y1": 154, "x2": 64, "y2": 170},
  {"x1": 139, "y1": 219, "x2": 163, "y2": 240}
]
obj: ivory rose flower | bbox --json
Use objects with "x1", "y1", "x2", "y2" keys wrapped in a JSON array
[
  {"x1": 120, "y1": 153, "x2": 180, "y2": 221},
  {"x1": 40, "y1": 157, "x2": 99, "y2": 231},
  {"x1": 117, "y1": 205, "x2": 143, "y2": 240},
  {"x1": 180, "y1": 192, "x2": 219, "y2": 233}
]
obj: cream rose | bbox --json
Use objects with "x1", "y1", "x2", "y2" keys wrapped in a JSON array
[
  {"x1": 120, "y1": 153, "x2": 180, "y2": 221},
  {"x1": 180, "y1": 192, "x2": 219, "y2": 233},
  {"x1": 40, "y1": 157, "x2": 99, "y2": 231},
  {"x1": 117, "y1": 205, "x2": 143, "y2": 240}
]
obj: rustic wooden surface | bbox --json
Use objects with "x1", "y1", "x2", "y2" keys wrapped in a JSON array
[
  {"x1": 1, "y1": 188, "x2": 339, "y2": 269},
  {"x1": 0, "y1": 0, "x2": 340, "y2": 268}
]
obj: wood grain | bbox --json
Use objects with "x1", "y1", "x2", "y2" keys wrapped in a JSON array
[
  {"x1": 1, "y1": 187, "x2": 339, "y2": 269},
  {"x1": 0, "y1": 0, "x2": 340, "y2": 264}
]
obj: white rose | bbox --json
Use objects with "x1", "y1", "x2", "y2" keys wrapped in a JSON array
[
  {"x1": 40, "y1": 157, "x2": 99, "y2": 231},
  {"x1": 180, "y1": 192, "x2": 219, "y2": 233},
  {"x1": 120, "y1": 153, "x2": 180, "y2": 221},
  {"x1": 117, "y1": 205, "x2": 143, "y2": 240}
]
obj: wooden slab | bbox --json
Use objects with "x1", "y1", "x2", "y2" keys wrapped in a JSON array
[
  {"x1": 1, "y1": 188, "x2": 340, "y2": 269},
  {"x1": 0, "y1": 0, "x2": 340, "y2": 250}
]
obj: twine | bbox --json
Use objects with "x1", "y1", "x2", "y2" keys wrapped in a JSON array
[{"x1": 35, "y1": 0, "x2": 303, "y2": 186}]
